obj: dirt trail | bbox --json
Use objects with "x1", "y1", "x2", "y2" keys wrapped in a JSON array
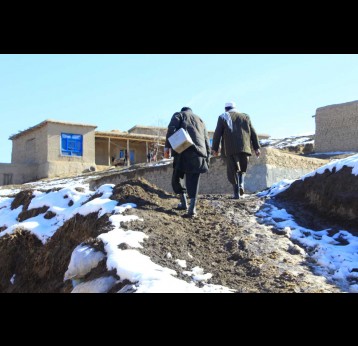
[{"x1": 121, "y1": 181, "x2": 340, "y2": 292}]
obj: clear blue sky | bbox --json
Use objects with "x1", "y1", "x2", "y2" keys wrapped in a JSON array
[{"x1": 0, "y1": 54, "x2": 357, "y2": 163}]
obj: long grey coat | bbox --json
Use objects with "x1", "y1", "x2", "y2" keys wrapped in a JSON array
[{"x1": 165, "y1": 110, "x2": 211, "y2": 174}]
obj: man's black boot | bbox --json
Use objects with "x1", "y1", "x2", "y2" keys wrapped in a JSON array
[
  {"x1": 177, "y1": 193, "x2": 188, "y2": 210},
  {"x1": 233, "y1": 184, "x2": 240, "y2": 199},
  {"x1": 186, "y1": 198, "x2": 197, "y2": 217},
  {"x1": 239, "y1": 173, "x2": 245, "y2": 196}
]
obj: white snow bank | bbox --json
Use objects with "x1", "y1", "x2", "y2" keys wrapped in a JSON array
[{"x1": 64, "y1": 244, "x2": 106, "y2": 281}]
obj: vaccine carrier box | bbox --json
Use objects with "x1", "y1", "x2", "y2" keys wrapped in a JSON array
[{"x1": 168, "y1": 128, "x2": 194, "y2": 153}]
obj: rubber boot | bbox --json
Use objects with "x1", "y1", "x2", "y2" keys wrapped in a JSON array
[
  {"x1": 187, "y1": 198, "x2": 197, "y2": 217},
  {"x1": 177, "y1": 193, "x2": 188, "y2": 210},
  {"x1": 233, "y1": 184, "x2": 240, "y2": 199},
  {"x1": 239, "y1": 173, "x2": 245, "y2": 196}
]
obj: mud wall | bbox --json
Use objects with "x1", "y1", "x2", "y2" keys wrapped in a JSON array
[
  {"x1": 0, "y1": 163, "x2": 38, "y2": 185},
  {"x1": 90, "y1": 148, "x2": 328, "y2": 194},
  {"x1": 315, "y1": 100, "x2": 358, "y2": 152}
]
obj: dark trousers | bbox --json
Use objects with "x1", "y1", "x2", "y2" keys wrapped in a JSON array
[
  {"x1": 172, "y1": 169, "x2": 200, "y2": 199},
  {"x1": 226, "y1": 153, "x2": 249, "y2": 185}
]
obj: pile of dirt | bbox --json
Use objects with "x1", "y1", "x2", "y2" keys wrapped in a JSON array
[
  {"x1": 275, "y1": 166, "x2": 358, "y2": 233},
  {"x1": 10, "y1": 190, "x2": 34, "y2": 210},
  {"x1": 110, "y1": 178, "x2": 172, "y2": 209},
  {"x1": 0, "y1": 229, "x2": 43, "y2": 292}
]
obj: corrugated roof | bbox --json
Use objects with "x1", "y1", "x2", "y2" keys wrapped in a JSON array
[{"x1": 9, "y1": 119, "x2": 97, "y2": 140}]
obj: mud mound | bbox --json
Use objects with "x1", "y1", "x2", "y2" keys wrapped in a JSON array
[
  {"x1": 275, "y1": 166, "x2": 358, "y2": 233},
  {"x1": 33, "y1": 212, "x2": 113, "y2": 293},
  {"x1": 110, "y1": 177, "x2": 173, "y2": 209},
  {"x1": 0, "y1": 229, "x2": 43, "y2": 293},
  {"x1": 17, "y1": 206, "x2": 50, "y2": 222},
  {"x1": 10, "y1": 190, "x2": 34, "y2": 210}
]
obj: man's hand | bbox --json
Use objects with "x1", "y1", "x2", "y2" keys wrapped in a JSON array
[
  {"x1": 255, "y1": 149, "x2": 260, "y2": 158},
  {"x1": 164, "y1": 148, "x2": 170, "y2": 159},
  {"x1": 211, "y1": 150, "x2": 219, "y2": 157}
]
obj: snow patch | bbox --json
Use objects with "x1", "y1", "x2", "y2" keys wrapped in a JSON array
[
  {"x1": 64, "y1": 244, "x2": 106, "y2": 281},
  {"x1": 71, "y1": 276, "x2": 117, "y2": 293}
]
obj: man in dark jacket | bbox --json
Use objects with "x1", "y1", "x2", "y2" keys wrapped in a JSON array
[
  {"x1": 211, "y1": 101, "x2": 260, "y2": 199},
  {"x1": 164, "y1": 107, "x2": 211, "y2": 217}
]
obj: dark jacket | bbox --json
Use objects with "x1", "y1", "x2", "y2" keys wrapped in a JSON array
[
  {"x1": 165, "y1": 110, "x2": 210, "y2": 174},
  {"x1": 212, "y1": 111, "x2": 260, "y2": 156}
]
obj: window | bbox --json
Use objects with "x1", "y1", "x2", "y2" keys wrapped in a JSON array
[
  {"x1": 3, "y1": 174, "x2": 13, "y2": 185},
  {"x1": 209, "y1": 138, "x2": 213, "y2": 147},
  {"x1": 61, "y1": 133, "x2": 83, "y2": 156}
]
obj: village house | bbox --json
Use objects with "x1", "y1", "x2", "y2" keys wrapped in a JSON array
[{"x1": 0, "y1": 119, "x2": 270, "y2": 186}]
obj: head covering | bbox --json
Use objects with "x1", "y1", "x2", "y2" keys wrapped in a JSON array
[
  {"x1": 225, "y1": 102, "x2": 236, "y2": 108},
  {"x1": 181, "y1": 107, "x2": 192, "y2": 112}
]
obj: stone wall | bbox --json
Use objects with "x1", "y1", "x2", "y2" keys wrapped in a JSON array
[
  {"x1": 315, "y1": 100, "x2": 358, "y2": 152},
  {"x1": 90, "y1": 148, "x2": 328, "y2": 194}
]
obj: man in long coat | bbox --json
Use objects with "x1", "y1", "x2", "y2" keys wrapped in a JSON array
[
  {"x1": 164, "y1": 107, "x2": 211, "y2": 217},
  {"x1": 211, "y1": 101, "x2": 260, "y2": 198}
]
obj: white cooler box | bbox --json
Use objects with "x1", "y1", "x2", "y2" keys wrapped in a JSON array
[{"x1": 168, "y1": 128, "x2": 194, "y2": 153}]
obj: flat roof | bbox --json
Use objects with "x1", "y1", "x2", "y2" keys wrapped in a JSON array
[
  {"x1": 95, "y1": 130, "x2": 166, "y2": 142},
  {"x1": 316, "y1": 100, "x2": 358, "y2": 112},
  {"x1": 9, "y1": 119, "x2": 97, "y2": 140},
  {"x1": 128, "y1": 125, "x2": 168, "y2": 133}
]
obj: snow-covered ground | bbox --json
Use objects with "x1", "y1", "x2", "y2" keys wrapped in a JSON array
[
  {"x1": 0, "y1": 176, "x2": 233, "y2": 293},
  {"x1": 258, "y1": 153, "x2": 358, "y2": 292}
]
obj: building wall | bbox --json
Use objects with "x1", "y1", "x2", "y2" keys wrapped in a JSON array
[
  {"x1": 41, "y1": 123, "x2": 96, "y2": 179},
  {"x1": 315, "y1": 100, "x2": 358, "y2": 152},
  {"x1": 0, "y1": 163, "x2": 38, "y2": 185},
  {"x1": 90, "y1": 147, "x2": 327, "y2": 194},
  {"x1": 95, "y1": 139, "x2": 110, "y2": 166},
  {"x1": 11, "y1": 125, "x2": 48, "y2": 164},
  {"x1": 37, "y1": 162, "x2": 96, "y2": 180},
  {"x1": 129, "y1": 141, "x2": 150, "y2": 163},
  {"x1": 47, "y1": 123, "x2": 96, "y2": 163},
  {"x1": 3, "y1": 122, "x2": 97, "y2": 184}
]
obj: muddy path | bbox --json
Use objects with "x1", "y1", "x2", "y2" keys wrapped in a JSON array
[{"x1": 118, "y1": 180, "x2": 340, "y2": 293}]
